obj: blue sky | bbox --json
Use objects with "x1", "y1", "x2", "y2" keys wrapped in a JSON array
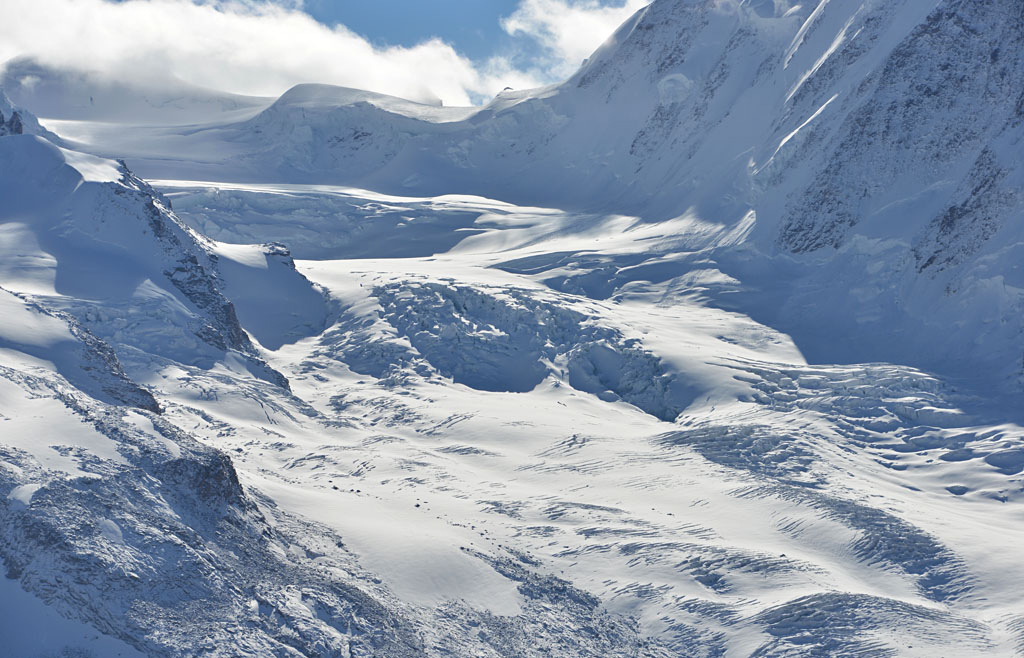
[
  {"x1": 299, "y1": 0, "x2": 651, "y2": 84},
  {"x1": 302, "y1": 0, "x2": 523, "y2": 61}
]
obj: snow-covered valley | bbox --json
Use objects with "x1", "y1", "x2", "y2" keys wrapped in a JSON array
[{"x1": 2, "y1": 0, "x2": 1024, "y2": 656}]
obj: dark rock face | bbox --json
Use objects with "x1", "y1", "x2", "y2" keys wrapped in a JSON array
[
  {"x1": 913, "y1": 147, "x2": 1019, "y2": 274},
  {"x1": 777, "y1": 0, "x2": 1024, "y2": 255},
  {"x1": 129, "y1": 178, "x2": 292, "y2": 391},
  {"x1": 0, "y1": 110, "x2": 24, "y2": 136}
]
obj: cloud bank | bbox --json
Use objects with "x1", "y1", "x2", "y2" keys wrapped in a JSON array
[
  {"x1": 502, "y1": 0, "x2": 650, "y2": 78},
  {"x1": 0, "y1": 0, "x2": 649, "y2": 107}
]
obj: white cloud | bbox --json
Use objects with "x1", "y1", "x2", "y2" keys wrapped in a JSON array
[
  {"x1": 502, "y1": 0, "x2": 650, "y2": 77},
  {"x1": 0, "y1": 0, "x2": 648, "y2": 107}
]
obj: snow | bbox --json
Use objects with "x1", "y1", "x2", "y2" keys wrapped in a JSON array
[
  {"x1": 1, "y1": 0, "x2": 1023, "y2": 655},
  {"x1": 0, "y1": 288, "x2": 73, "y2": 348},
  {"x1": 7, "y1": 482, "x2": 41, "y2": 506},
  {"x1": 57, "y1": 143, "x2": 123, "y2": 182},
  {"x1": 269, "y1": 83, "x2": 477, "y2": 123},
  {"x1": 0, "y1": 574, "x2": 146, "y2": 658},
  {"x1": 757, "y1": 93, "x2": 838, "y2": 175},
  {"x1": 259, "y1": 478, "x2": 525, "y2": 616},
  {"x1": 0, "y1": 223, "x2": 58, "y2": 295},
  {"x1": 0, "y1": 376, "x2": 127, "y2": 478},
  {"x1": 211, "y1": 241, "x2": 328, "y2": 350},
  {"x1": 124, "y1": 410, "x2": 181, "y2": 458}
]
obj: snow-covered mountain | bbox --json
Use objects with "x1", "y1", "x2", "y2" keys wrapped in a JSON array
[
  {"x1": 2, "y1": 0, "x2": 1024, "y2": 656},
  {"x1": 43, "y1": 0, "x2": 1024, "y2": 391},
  {"x1": 236, "y1": 0, "x2": 1023, "y2": 390}
]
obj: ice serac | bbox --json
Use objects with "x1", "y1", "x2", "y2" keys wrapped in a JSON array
[
  {"x1": 0, "y1": 132, "x2": 685, "y2": 657},
  {"x1": 0, "y1": 133, "x2": 289, "y2": 390}
]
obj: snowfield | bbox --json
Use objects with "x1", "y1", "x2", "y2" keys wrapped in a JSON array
[{"x1": 1, "y1": 0, "x2": 1024, "y2": 656}]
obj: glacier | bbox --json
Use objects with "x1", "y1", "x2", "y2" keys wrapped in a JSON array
[{"x1": 1, "y1": 0, "x2": 1023, "y2": 656}]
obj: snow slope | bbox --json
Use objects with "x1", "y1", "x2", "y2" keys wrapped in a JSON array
[{"x1": 1, "y1": 0, "x2": 1024, "y2": 656}]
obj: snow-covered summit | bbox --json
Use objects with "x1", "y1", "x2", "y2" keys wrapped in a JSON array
[{"x1": 94, "y1": 0, "x2": 1020, "y2": 248}]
